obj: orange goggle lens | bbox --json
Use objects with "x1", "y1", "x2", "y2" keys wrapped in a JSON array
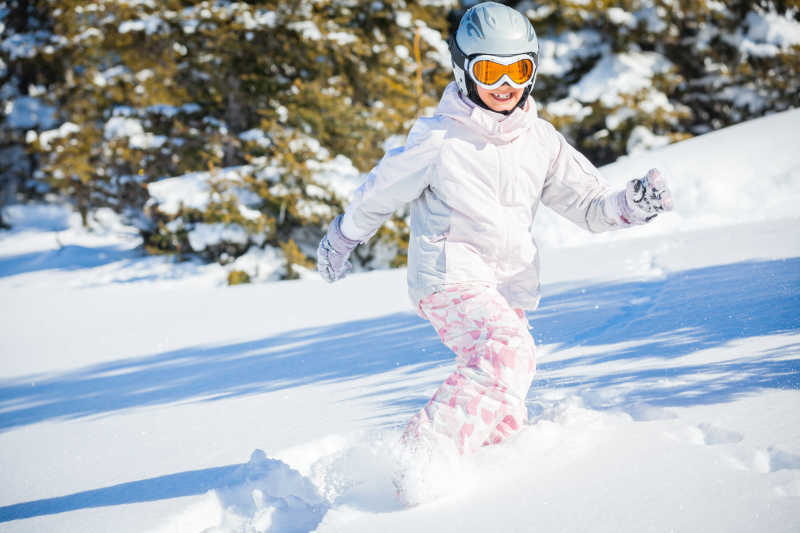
[{"x1": 471, "y1": 58, "x2": 534, "y2": 86}]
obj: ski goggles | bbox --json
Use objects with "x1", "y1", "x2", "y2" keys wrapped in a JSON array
[{"x1": 467, "y1": 54, "x2": 536, "y2": 90}]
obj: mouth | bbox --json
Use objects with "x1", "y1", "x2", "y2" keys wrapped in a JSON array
[{"x1": 490, "y1": 92, "x2": 513, "y2": 101}]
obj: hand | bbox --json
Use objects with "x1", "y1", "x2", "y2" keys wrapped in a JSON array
[
  {"x1": 317, "y1": 214, "x2": 360, "y2": 282},
  {"x1": 620, "y1": 168, "x2": 674, "y2": 224}
]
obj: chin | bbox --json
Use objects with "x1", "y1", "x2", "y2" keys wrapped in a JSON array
[
  {"x1": 488, "y1": 98, "x2": 521, "y2": 113},
  {"x1": 491, "y1": 101, "x2": 519, "y2": 112}
]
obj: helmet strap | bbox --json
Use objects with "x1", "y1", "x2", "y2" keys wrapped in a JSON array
[{"x1": 516, "y1": 84, "x2": 534, "y2": 112}]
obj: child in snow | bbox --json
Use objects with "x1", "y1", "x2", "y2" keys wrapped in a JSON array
[{"x1": 317, "y1": 2, "x2": 672, "y2": 459}]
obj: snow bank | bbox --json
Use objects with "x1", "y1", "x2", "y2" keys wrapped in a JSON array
[
  {"x1": 149, "y1": 431, "x2": 473, "y2": 532},
  {"x1": 148, "y1": 372, "x2": 800, "y2": 533},
  {"x1": 533, "y1": 107, "x2": 800, "y2": 248},
  {"x1": 149, "y1": 450, "x2": 327, "y2": 533}
]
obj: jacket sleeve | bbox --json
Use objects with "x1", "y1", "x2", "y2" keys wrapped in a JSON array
[
  {"x1": 539, "y1": 124, "x2": 628, "y2": 233},
  {"x1": 340, "y1": 119, "x2": 440, "y2": 241}
]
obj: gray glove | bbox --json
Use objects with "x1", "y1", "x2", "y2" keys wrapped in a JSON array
[
  {"x1": 317, "y1": 214, "x2": 360, "y2": 282},
  {"x1": 618, "y1": 168, "x2": 674, "y2": 224}
]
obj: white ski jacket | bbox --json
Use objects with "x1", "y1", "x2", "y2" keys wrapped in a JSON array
[{"x1": 341, "y1": 82, "x2": 629, "y2": 311}]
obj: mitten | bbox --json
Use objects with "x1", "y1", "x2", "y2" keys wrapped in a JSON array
[
  {"x1": 617, "y1": 168, "x2": 674, "y2": 224},
  {"x1": 317, "y1": 214, "x2": 360, "y2": 282}
]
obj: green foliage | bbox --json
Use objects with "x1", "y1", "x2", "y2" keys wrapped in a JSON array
[
  {"x1": 227, "y1": 269, "x2": 252, "y2": 285},
  {"x1": 14, "y1": 0, "x2": 452, "y2": 271},
  {"x1": 280, "y1": 238, "x2": 313, "y2": 280}
]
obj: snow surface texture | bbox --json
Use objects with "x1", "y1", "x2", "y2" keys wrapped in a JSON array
[{"x1": 1, "y1": 113, "x2": 799, "y2": 532}]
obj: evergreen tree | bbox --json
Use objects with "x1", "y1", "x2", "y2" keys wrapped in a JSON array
[
  {"x1": 518, "y1": 0, "x2": 800, "y2": 164},
  {"x1": 20, "y1": 0, "x2": 452, "y2": 278},
  {"x1": 4, "y1": 0, "x2": 797, "y2": 280}
]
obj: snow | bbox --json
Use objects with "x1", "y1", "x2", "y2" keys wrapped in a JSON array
[
  {"x1": 569, "y1": 51, "x2": 674, "y2": 108},
  {"x1": 626, "y1": 125, "x2": 671, "y2": 154},
  {"x1": 240, "y1": 129, "x2": 272, "y2": 148},
  {"x1": 533, "y1": 108, "x2": 800, "y2": 248},
  {"x1": 74, "y1": 27, "x2": 103, "y2": 43},
  {"x1": 415, "y1": 24, "x2": 452, "y2": 69},
  {"x1": 307, "y1": 154, "x2": 364, "y2": 200},
  {"x1": 395, "y1": 12, "x2": 413, "y2": 28},
  {"x1": 635, "y1": 5, "x2": 668, "y2": 33},
  {"x1": 118, "y1": 16, "x2": 168, "y2": 36},
  {"x1": 4, "y1": 97, "x2": 57, "y2": 130},
  {"x1": 235, "y1": 9, "x2": 277, "y2": 30},
  {"x1": 187, "y1": 223, "x2": 249, "y2": 252},
  {"x1": 537, "y1": 30, "x2": 605, "y2": 78},
  {"x1": 103, "y1": 117, "x2": 167, "y2": 150},
  {"x1": 607, "y1": 7, "x2": 636, "y2": 28},
  {"x1": 1, "y1": 111, "x2": 800, "y2": 533},
  {"x1": 327, "y1": 32, "x2": 357, "y2": 46},
  {"x1": 288, "y1": 21, "x2": 323, "y2": 41},
  {"x1": 739, "y1": 9, "x2": 800, "y2": 57},
  {"x1": 146, "y1": 166, "x2": 260, "y2": 216},
  {"x1": 33, "y1": 122, "x2": 80, "y2": 150},
  {"x1": 1, "y1": 31, "x2": 51, "y2": 60}
]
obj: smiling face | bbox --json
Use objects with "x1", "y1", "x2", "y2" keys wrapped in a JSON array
[{"x1": 475, "y1": 83, "x2": 525, "y2": 113}]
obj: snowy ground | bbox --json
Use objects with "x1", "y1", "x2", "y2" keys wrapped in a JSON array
[{"x1": 1, "y1": 110, "x2": 799, "y2": 532}]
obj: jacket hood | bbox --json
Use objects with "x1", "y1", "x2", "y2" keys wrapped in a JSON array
[{"x1": 435, "y1": 82, "x2": 537, "y2": 144}]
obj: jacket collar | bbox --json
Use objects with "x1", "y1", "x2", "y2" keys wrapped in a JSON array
[{"x1": 434, "y1": 82, "x2": 537, "y2": 143}]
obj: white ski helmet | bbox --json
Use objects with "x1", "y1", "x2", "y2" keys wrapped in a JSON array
[{"x1": 449, "y1": 2, "x2": 539, "y2": 113}]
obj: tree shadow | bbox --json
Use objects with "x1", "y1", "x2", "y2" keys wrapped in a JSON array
[
  {"x1": 526, "y1": 256, "x2": 800, "y2": 407},
  {"x1": 371, "y1": 257, "x2": 800, "y2": 418},
  {"x1": 0, "y1": 450, "x2": 328, "y2": 528},
  {"x1": 0, "y1": 463, "x2": 240, "y2": 523},
  {"x1": 0, "y1": 312, "x2": 447, "y2": 431},
  {"x1": 533, "y1": 257, "x2": 799, "y2": 356},
  {"x1": 0, "y1": 258, "x2": 797, "y2": 433},
  {"x1": 0, "y1": 244, "x2": 137, "y2": 278}
]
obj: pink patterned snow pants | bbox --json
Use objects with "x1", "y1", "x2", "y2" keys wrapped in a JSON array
[{"x1": 403, "y1": 284, "x2": 536, "y2": 455}]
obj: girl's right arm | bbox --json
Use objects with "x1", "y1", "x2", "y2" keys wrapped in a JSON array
[
  {"x1": 340, "y1": 120, "x2": 440, "y2": 241},
  {"x1": 317, "y1": 119, "x2": 441, "y2": 282}
]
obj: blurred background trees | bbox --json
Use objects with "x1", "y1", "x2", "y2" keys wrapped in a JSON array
[{"x1": 1, "y1": 0, "x2": 798, "y2": 280}]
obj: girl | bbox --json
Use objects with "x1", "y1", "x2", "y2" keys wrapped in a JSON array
[{"x1": 318, "y1": 1, "x2": 672, "y2": 468}]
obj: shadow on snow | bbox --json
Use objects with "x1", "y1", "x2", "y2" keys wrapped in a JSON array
[
  {"x1": 0, "y1": 244, "x2": 137, "y2": 278},
  {"x1": 0, "y1": 463, "x2": 241, "y2": 523},
  {"x1": 0, "y1": 258, "x2": 798, "y2": 434}
]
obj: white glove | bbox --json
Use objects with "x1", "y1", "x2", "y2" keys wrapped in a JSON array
[
  {"x1": 618, "y1": 168, "x2": 674, "y2": 224},
  {"x1": 317, "y1": 214, "x2": 360, "y2": 282}
]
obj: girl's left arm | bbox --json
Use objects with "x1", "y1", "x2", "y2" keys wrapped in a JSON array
[{"x1": 539, "y1": 125, "x2": 673, "y2": 233}]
